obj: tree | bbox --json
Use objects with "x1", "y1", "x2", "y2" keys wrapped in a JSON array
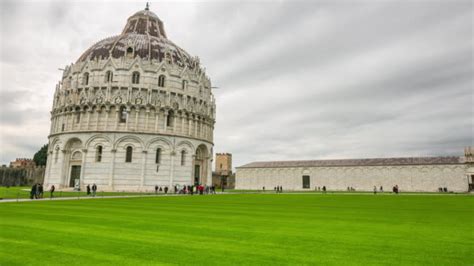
[{"x1": 33, "y1": 144, "x2": 48, "y2": 166}]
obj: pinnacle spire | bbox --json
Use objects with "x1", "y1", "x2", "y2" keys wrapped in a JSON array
[{"x1": 145, "y1": 2, "x2": 150, "y2": 11}]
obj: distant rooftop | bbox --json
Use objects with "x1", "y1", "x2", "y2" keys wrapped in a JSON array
[{"x1": 237, "y1": 156, "x2": 464, "y2": 169}]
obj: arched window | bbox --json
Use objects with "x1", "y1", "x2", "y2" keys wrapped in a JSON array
[
  {"x1": 165, "y1": 53, "x2": 172, "y2": 64},
  {"x1": 182, "y1": 80, "x2": 187, "y2": 90},
  {"x1": 132, "y1": 72, "x2": 140, "y2": 84},
  {"x1": 155, "y1": 148, "x2": 161, "y2": 164},
  {"x1": 166, "y1": 110, "x2": 174, "y2": 127},
  {"x1": 119, "y1": 106, "x2": 127, "y2": 123},
  {"x1": 180, "y1": 150, "x2": 186, "y2": 166},
  {"x1": 125, "y1": 146, "x2": 133, "y2": 163},
  {"x1": 126, "y1": 47, "x2": 133, "y2": 58},
  {"x1": 83, "y1": 72, "x2": 89, "y2": 85},
  {"x1": 76, "y1": 112, "x2": 81, "y2": 123},
  {"x1": 158, "y1": 75, "x2": 166, "y2": 87},
  {"x1": 96, "y1": 146, "x2": 103, "y2": 162},
  {"x1": 105, "y1": 71, "x2": 113, "y2": 83}
]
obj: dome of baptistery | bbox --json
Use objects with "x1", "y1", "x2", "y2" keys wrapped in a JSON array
[{"x1": 44, "y1": 6, "x2": 215, "y2": 192}]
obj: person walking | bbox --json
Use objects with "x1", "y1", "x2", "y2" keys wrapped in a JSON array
[
  {"x1": 280, "y1": 186, "x2": 283, "y2": 193},
  {"x1": 50, "y1": 185, "x2": 55, "y2": 198},
  {"x1": 322, "y1": 186, "x2": 326, "y2": 193},
  {"x1": 38, "y1": 184, "x2": 44, "y2": 198},
  {"x1": 86, "y1": 184, "x2": 91, "y2": 196},
  {"x1": 92, "y1": 183, "x2": 97, "y2": 197},
  {"x1": 30, "y1": 184, "x2": 37, "y2": 199},
  {"x1": 373, "y1": 186, "x2": 377, "y2": 195},
  {"x1": 155, "y1": 185, "x2": 158, "y2": 194},
  {"x1": 164, "y1": 186, "x2": 168, "y2": 194},
  {"x1": 35, "y1": 183, "x2": 40, "y2": 199}
]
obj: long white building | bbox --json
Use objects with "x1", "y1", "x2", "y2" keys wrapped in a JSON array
[
  {"x1": 44, "y1": 7, "x2": 215, "y2": 191},
  {"x1": 236, "y1": 147, "x2": 474, "y2": 192}
]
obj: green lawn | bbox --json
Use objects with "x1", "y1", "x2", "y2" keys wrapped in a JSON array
[
  {"x1": 0, "y1": 186, "x2": 154, "y2": 199},
  {"x1": 0, "y1": 194, "x2": 472, "y2": 265}
]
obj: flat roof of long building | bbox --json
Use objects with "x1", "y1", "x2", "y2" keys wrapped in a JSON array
[{"x1": 237, "y1": 156, "x2": 464, "y2": 169}]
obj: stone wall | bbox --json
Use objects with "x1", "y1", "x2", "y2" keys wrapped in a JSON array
[
  {"x1": 236, "y1": 164, "x2": 470, "y2": 192},
  {"x1": 0, "y1": 166, "x2": 45, "y2": 186}
]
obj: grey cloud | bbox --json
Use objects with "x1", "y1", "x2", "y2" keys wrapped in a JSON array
[{"x1": 0, "y1": 1, "x2": 472, "y2": 168}]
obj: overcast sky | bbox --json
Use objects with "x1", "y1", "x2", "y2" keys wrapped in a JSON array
[{"x1": 0, "y1": 0, "x2": 472, "y2": 167}]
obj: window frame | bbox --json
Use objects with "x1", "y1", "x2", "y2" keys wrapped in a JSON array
[
  {"x1": 125, "y1": 146, "x2": 133, "y2": 163},
  {"x1": 96, "y1": 146, "x2": 103, "y2": 162}
]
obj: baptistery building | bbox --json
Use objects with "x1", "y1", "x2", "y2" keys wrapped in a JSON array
[{"x1": 44, "y1": 7, "x2": 215, "y2": 191}]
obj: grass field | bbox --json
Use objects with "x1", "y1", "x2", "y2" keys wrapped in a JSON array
[{"x1": 0, "y1": 194, "x2": 472, "y2": 265}]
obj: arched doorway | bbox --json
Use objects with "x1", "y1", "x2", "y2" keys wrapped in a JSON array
[
  {"x1": 193, "y1": 144, "x2": 209, "y2": 186},
  {"x1": 63, "y1": 138, "x2": 83, "y2": 188}
]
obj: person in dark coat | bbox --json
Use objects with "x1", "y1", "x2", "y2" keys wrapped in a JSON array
[
  {"x1": 38, "y1": 184, "x2": 44, "y2": 198},
  {"x1": 155, "y1": 185, "x2": 158, "y2": 194},
  {"x1": 92, "y1": 183, "x2": 97, "y2": 196},
  {"x1": 50, "y1": 185, "x2": 55, "y2": 198},
  {"x1": 322, "y1": 186, "x2": 326, "y2": 193},
  {"x1": 30, "y1": 184, "x2": 37, "y2": 199},
  {"x1": 86, "y1": 184, "x2": 91, "y2": 195},
  {"x1": 164, "y1": 186, "x2": 168, "y2": 194}
]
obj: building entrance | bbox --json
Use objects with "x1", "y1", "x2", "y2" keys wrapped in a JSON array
[
  {"x1": 70, "y1": 165, "x2": 81, "y2": 188},
  {"x1": 194, "y1": 165, "x2": 201, "y2": 186}
]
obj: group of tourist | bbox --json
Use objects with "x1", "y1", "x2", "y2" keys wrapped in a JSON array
[
  {"x1": 373, "y1": 186, "x2": 384, "y2": 194},
  {"x1": 86, "y1": 184, "x2": 98, "y2": 196},
  {"x1": 154, "y1": 184, "x2": 217, "y2": 195},
  {"x1": 274, "y1": 186, "x2": 283, "y2": 193},
  {"x1": 438, "y1": 187, "x2": 449, "y2": 192},
  {"x1": 316, "y1": 186, "x2": 327, "y2": 193},
  {"x1": 392, "y1": 185, "x2": 399, "y2": 194},
  {"x1": 29, "y1": 183, "x2": 44, "y2": 199}
]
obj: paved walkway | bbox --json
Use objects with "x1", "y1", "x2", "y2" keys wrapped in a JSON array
[{"x1": 0, "y1": 193, "x2": 188, "y2": 203}]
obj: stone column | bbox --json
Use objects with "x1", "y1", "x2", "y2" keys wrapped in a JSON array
[
  {"x1": 188, "y1": 117, "x2": 192, "y2": 136},
  {"x1": 169, "y1": 150, "x2": 175, "y2": 188},
  {"x1": 134, "y1": 109, "x2": 139, "y2": 131},
  {"x1": 206, "y1": 155, "x2": 212, "y2": 186},
  {"x1": 163, "y1": 110, "x2": 168, "y2": 132},
  {"x1": 154, "y1": 110, "x2": 159, "y2": 132},
  {"x1": 104, "y1": 109, "x2": 109, "y2": 130},
  {"x1": 109, "y1": 149, "x2": 117, "y2": 190},
  {"x1": 199, "y1": 120, "x2": 203, "y2": 138},
  {"x1": 145, "y1": 110, "x2": 149, "y2": 131},
  {"x1": 49, "y1": 116, "x2": 55, "y2": 134},
  {"x1": 191, "y1": 154, "x2": 196, "y2": 185},
  {"x1": 115, "y1": 109, "x2": 120, "y2": 130},
  {"x1": 140, "y1": 150, "x2": 148, "y2": 190},
  {"x1": 59, "y1": 150, "x2": 67, "y2": 187},
  {"x1": 80, "y1": 149, "x2": 88, "y2": 189},
  {"x1": 194, "y1": 118, "x2": 198, "y2": 137},
  {"x1": 181, "y1": 114, "x2": 185, "y2": 135},
  {"x1": 86, "y1": 110, "x2": 91, "y2": 130},
  {"x1": 125, "y1": 108, "x2": 130, "y2": 131},
  {"x1": 95, "y1": 109, "x2": 100, "y2": 131},
  {"x1": 66, "y1": 112, "x2": 71, "y2": 131}
]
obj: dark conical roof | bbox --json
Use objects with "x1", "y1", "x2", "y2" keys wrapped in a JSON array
[{"x1": 76, "y1": 7, "x2": 196, "y2": 69}]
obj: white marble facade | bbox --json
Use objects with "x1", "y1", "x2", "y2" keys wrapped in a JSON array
[{"x1": 44, "y1": 8, "x2": 215, "y2": 191}]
